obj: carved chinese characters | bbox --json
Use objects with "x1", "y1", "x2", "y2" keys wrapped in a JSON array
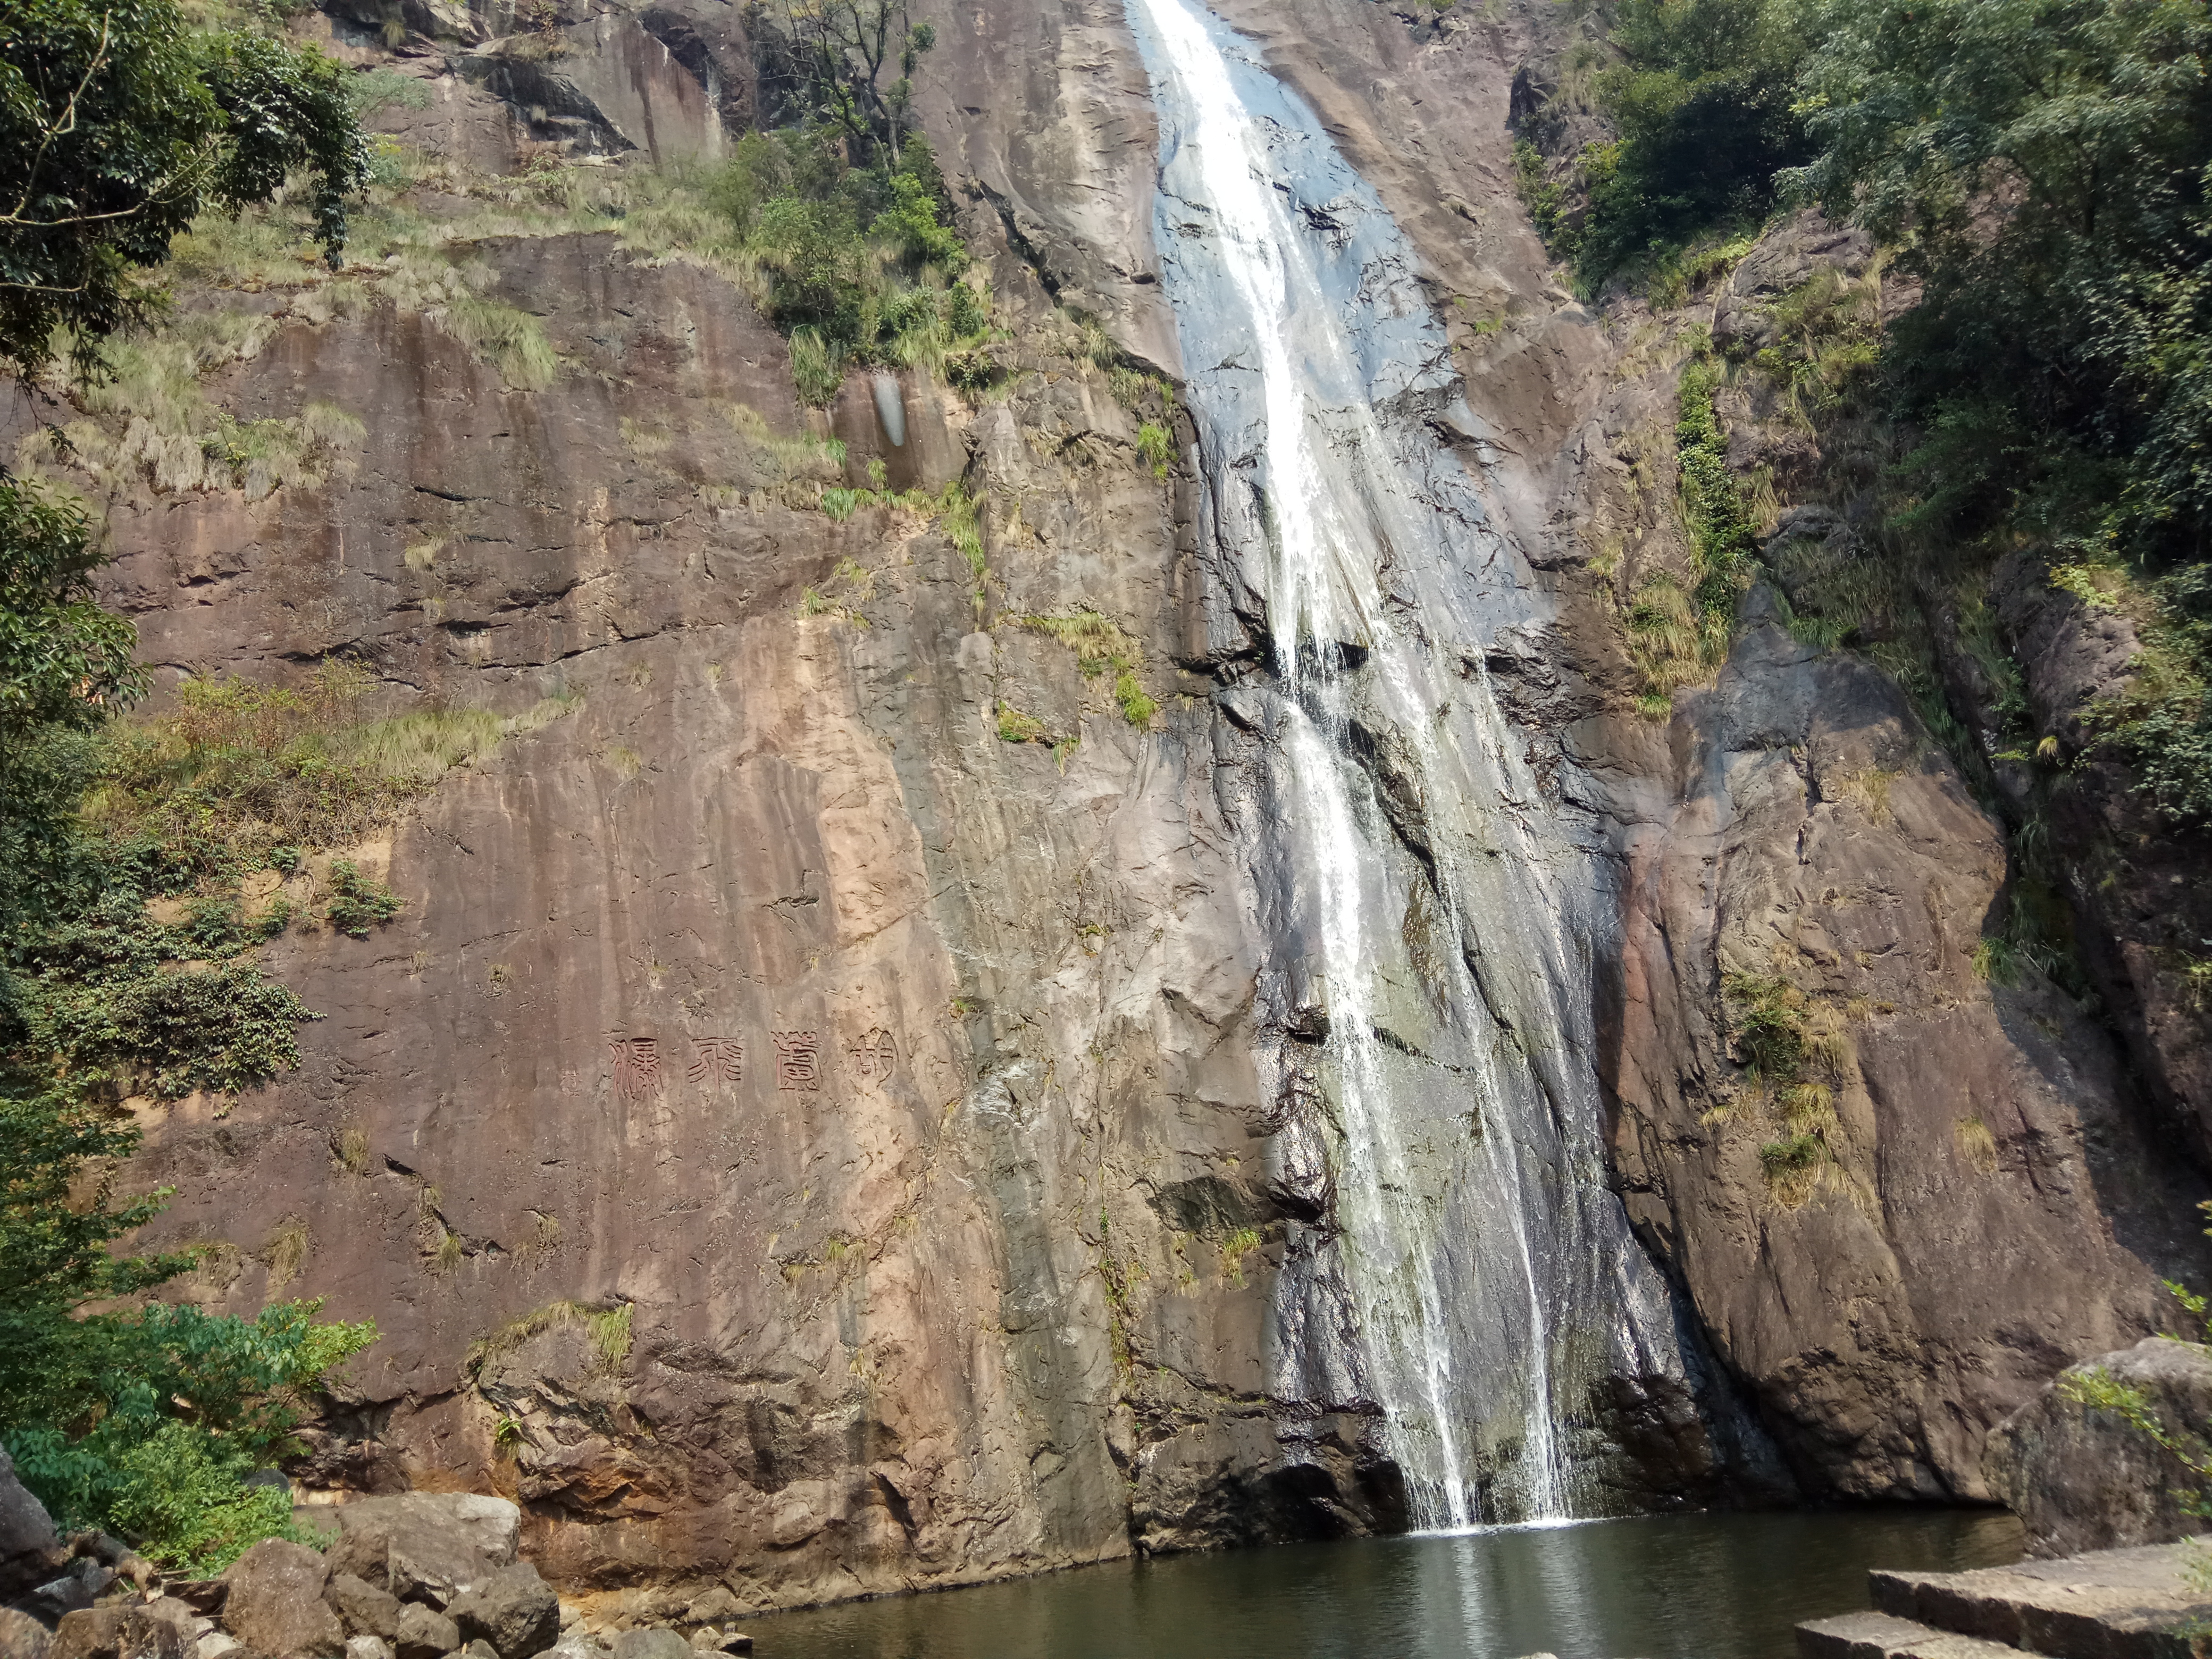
[
  {"x1": 602, "y1": 1025, "x2": 894, "y2": 1096},
  {"x1": 773, "y1": 1031, "x2": 822, "y2": 1092},
  {"x1": 848, "y1": 1028, "x2": 896, "y2": 1084},
  {"x1": 688, "y1": 1036, "x2": 743, "y2": 1085},
  {"x1": 609, "y1": 1036, "x2": 660, "y2": 1099}
]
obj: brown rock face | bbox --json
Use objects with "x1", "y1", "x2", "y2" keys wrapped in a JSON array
[
  {"x1": 220, "y1": 1540, "x2": 342, "y2": 1658},
  {"x1": 45, "y1": 1608, "x2": 182, "y2": 1659},
  {"x1": 1593, "y1": 607, "x2": 2205, "y2": 1497},
  {"x1": 0, "y1": 1611, "x2": 51, "y2": 1659},
  {"x1": 58, "y1": 0, "x2": 2212, "y2": 1618},
  {"x1": 447, "y1": 1564, "x2": 559, "y2": 1659},
  {"x1": 1986, "y1": 1339, "x2": 2212, "y2": 1558},
  {"x1": 329, "y1": 1573, "x2": 404, "y2": 1641}
]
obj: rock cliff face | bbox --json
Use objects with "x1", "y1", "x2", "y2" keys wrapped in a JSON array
[{"x1": 38, "y1": 0, "x2": 2212, "y2": 1621}]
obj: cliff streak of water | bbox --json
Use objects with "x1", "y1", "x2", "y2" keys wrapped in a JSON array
[{"x1": 1123, "y1": 0, "x2": 1692, "y2": 1527}]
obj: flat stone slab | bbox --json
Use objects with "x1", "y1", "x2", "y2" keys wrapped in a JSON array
[
  {"x1": 1866, "y1": 1543, "x2": 2212, "y2": 1659},
  {"x1": 1799, "y1": 1609, "x2": 2026, "y2": 1659}
]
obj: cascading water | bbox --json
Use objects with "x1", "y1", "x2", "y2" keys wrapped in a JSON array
[{"x1": 1124, "y1": 0, "x2": 1696, "y2": 1529}]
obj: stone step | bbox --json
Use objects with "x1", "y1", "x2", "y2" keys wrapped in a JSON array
[
  {"x1": 1866, "y1": 1543, "x2": 2210, "y2": 1659},
  {"x1": 1798, "y1": 1610, "x2": 2027, "y2": 1659}
]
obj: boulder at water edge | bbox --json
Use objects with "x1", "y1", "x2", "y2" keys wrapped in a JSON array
[
  {"x1": 447, "y1": 1563, "x2": 558, "y2": 1659},
  {"x1": 1985, "y1": 1336, "x2": 2212, "y2": 1556}
]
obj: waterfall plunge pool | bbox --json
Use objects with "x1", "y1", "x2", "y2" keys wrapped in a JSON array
[{"x1": 736, "y1": 1507, "x2": 2023, "y2": 1658}]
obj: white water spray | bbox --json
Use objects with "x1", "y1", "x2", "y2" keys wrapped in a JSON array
[{"x1": 1126, "y1": 0, "x2": 1690, "y2": 1527}]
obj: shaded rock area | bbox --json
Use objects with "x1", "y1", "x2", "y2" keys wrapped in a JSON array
[
  {"x1": 24, "y1": 0, "x2": 2212, "y2": 1620},
  {"x1": 0, "y1": 1454, "x2": 65, "y2": 1606},
  {"x1": 1985, "y1": 1339, "x2": 2212, "y2": 1559},
  {"x1": 1594, "y1": 600, "x2": 2203, "y2": 1498}
]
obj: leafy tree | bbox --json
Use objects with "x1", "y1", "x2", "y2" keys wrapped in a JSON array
[
  {"x1": 1570, "y1": 0, "x2": 1817, "y2": 287},
  {"x1": 0, "y1": 0, "x2": 372, "y2": 383},
  {"x1": 1788, "y1": 0, "x2": 2212, "y2": 555},
  {"x1": 0, "y1": 482, "x2": 143, "y2": 926},
  {"x1": 0, "y1": 0, "x2": 375, "y2": 1577},
  {"x1": 758, "y1": 0, "x2": 937, "y2": 165}
]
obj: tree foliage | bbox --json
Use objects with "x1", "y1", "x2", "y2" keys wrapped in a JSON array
[
  {"x1": 0, "y1": 0, "x2": 376, "y2": 1577},
  {"x1": 1788, "y1": 0, "x2": 2212, "y2": 555},
  {"x1": 757, "y1": 0, "x2": 936, "y2": 165},
  {"x1": 0, "y1": 483, "x2": 144, "y2": 926},
  {"x1": 1563, "y1": 0, "x2": 1818, "y2": 287},
  {"x1": 0, "y1": 0, "x2": 371, "y2": 382},
  {"x1": 706, "y1": 126, "x2": 985, "y2": 403}
]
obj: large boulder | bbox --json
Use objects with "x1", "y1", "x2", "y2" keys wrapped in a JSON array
[
  {"x1": 327, "y1": 1572, "x2": 403, "y2": 1640},
  {"x1": 393, "y1": 1602, "x2": 459, "y2": 1659},
  {"x1": 0, "y1": 1609, "x2": 49, "y2": 1659},
  {"x1": 12, "y1": 1561, "x2": 104, "y2": 1630},
  {"x1": 0, "y1": 1452, "x2": 63, "y2": 1605},
  {"x1": 220, "y1": 1539, "x2": 343, "y2": 1658},
  {"x1": 1985, "y1": 1336, "x2": 2212, "y2": 1557},
  {"x1": 446, "y1": 1565, "x2": 557, "y2": 1659},
  {"x1": 329, "y1": 1497, "x2": 520, "y2": 1607},
  {"x1": 46, "y1": 1607, "x2": 183, "y2": 1659}
]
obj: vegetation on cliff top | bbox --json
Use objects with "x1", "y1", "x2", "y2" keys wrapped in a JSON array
[
  {"x1": 1527, "y1": 0, "x2": 2212, "y2": 580},
  {"x1": 707, "y1": 127, "x2": 989, "y2": 403},
  {"x1": 0, "y1": 0, "x2": 371, "y2": 383}
]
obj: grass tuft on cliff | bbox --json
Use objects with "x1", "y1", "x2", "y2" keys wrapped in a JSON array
[{"x1": 1005, "y1": 608, "x2": 1159, "y2": 730}]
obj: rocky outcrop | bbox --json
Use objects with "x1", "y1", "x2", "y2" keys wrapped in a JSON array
[
  {"x1": 1590, "y1": 597, "x2": 2203, "y2": 1498},
  {"x1": 1983, "y1": 555, "x2": 2212, "y2": 1171},
  {"x1": 221, "y1": 1539, "x2": 345, "y2": 1658},
  {"x1": 31, "y1": 0, "x2": 2209, "y2": 1617},
  {"x1": 0, "y1": 1453, "x2": 64, "y2": 1606},
  {"x1": 1985, "y1": 1338, "x2": 2212, "y2": 1558},
  {"x1": 1, "y1": 1495, "x2": 736, "y2": 1659}
]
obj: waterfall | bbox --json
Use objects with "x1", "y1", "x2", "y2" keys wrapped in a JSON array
[{"x1": 1125, "y1": 0, "x2": 1692, "y2": 1529}]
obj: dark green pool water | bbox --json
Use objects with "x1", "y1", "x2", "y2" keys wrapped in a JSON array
[{"x1": 741, "y1": 1507, "x2": 2023, "y2": 1659}]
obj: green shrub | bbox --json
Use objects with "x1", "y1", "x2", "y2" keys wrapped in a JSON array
[
  {"x1": 996, "y1": 702, "x2": 1050, "y2": 744},
  {"x1": 704, "y1": 130, "x2": 988, "y2": 404},
  {"x1": 323, "y1": 859, "x2": 400, "y2": 938},
  {"x1": 3, "y1": 1300, "x2": 373, "y2": 1574},
  {"x1": 1114, "y1": 669, "x2": 1158, "y2": 728},
  {"x1": 1566, "y1": 0, "x2": 1814, "y2": 292}
]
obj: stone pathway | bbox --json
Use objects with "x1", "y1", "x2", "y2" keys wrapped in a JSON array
[{"x1": 1798, "y1": 1542, "x2": 2212, "y2": 1659}]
